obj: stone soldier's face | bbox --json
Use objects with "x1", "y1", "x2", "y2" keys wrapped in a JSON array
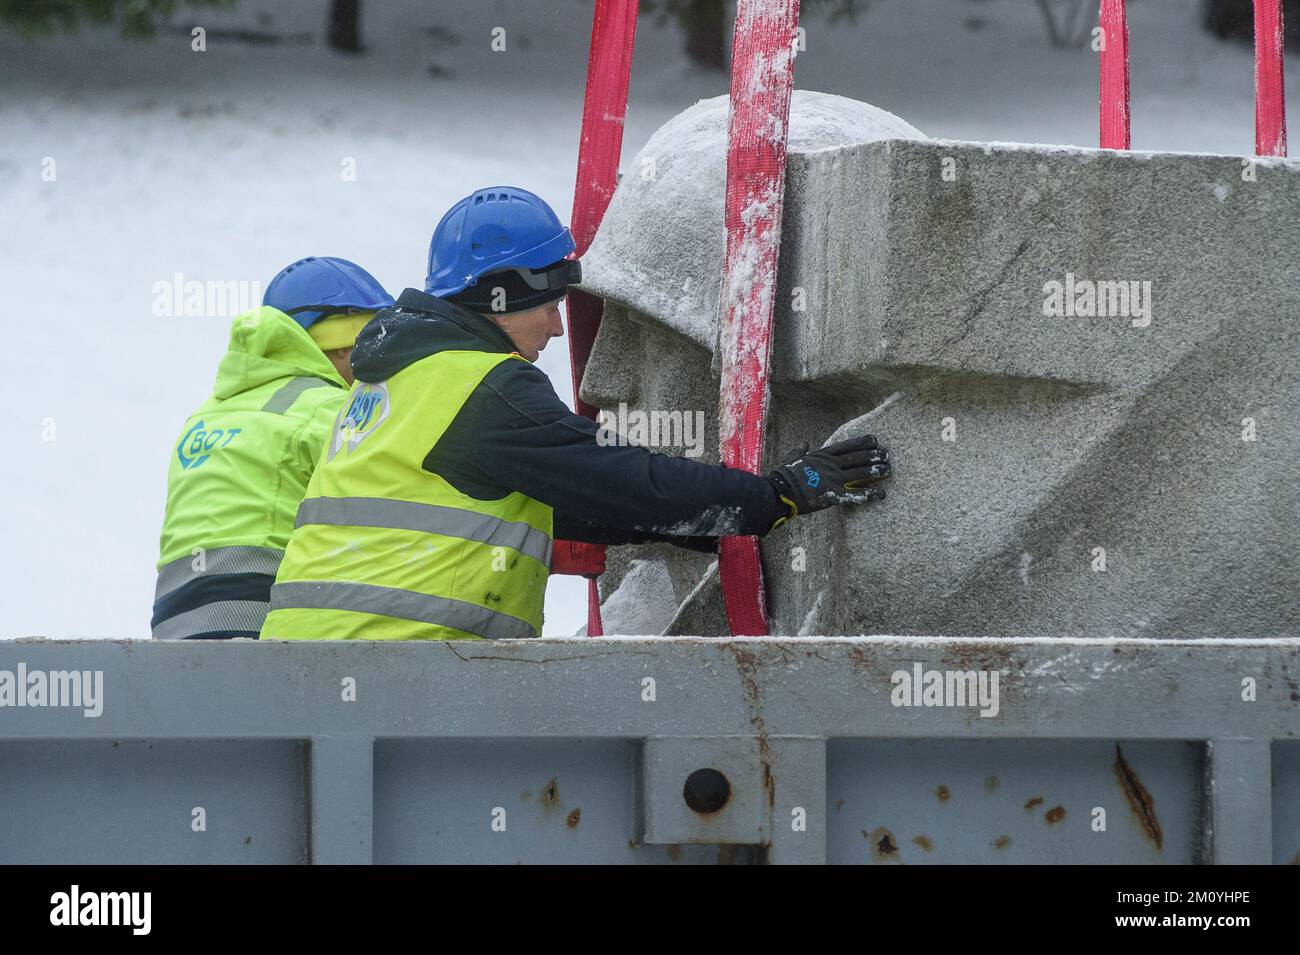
[{"x1": 496, "y1": 300, "x2": 565, "y2": 362}]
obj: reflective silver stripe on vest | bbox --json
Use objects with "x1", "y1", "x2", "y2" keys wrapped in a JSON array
[
  {"x1": 261, "y1": 376, "x2": 335, "y2": 414},
  {"x1": 269, "y1": 581, "x2": 538, "y2": 640},
  {"x1": 154, "y1": 546, "x2": 285, "y2": 602},
  {"x1": 152, "y1": 599, "x2": 269, "y2": 640},
  {"x1": 295, "y1": 497, "x2": 552, "y2": 567}
]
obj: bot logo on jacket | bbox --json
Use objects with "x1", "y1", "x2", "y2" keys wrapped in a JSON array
[
  {"x1": 329, "y1": 381, "x2": 391, "y2": 460},
  {"x1": 176, "y1": 420, "x2": 242, "y2": 470}
]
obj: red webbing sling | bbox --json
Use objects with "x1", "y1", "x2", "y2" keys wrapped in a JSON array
[
  {"x1": 557, "y1": 0, "x2": 639, "y2": 637},
  {"x1": 716, "y1": 0, "x2": 801, "y2": 636},
  {"x1": 1099, "y1": 0, "x2": 1131, "y2": 149},
  {"x1": 1255, "y1": 0, "x2": 1289, "y2": 156}
]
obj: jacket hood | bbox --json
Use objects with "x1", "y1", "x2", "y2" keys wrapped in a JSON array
[
  {"x1": 212, "y1": 306, "x2": 347, "y2": 400},
  {"x1": 350, "y1": 288, "x2": 520, "y2": 383}
]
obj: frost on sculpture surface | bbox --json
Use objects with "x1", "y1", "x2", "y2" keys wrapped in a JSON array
[{"x1": 580, "y1": 90, "x2": 1300, "y2": 639}]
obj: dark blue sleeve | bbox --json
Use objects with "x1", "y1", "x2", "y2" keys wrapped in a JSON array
[
  {"x1": 552, "y1": 512, "x2": 720, "y2": 552},
  {"x1": 423, "y1": 359, "x2": 786, "y2": 539}
]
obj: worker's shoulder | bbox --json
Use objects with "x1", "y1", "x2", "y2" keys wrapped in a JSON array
[
  {"x1": 480, "y1": 354, "x2": 558, "y2": 394},
  {"x1": 476, "y1": 355, "x2": 573, "y2": 421}
]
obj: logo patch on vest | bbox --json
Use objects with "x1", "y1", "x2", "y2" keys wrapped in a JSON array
[
  {"x1": 329, "y1": 381, "x2": 391, "y2": 460},
  {"x1": 177, "y1": 420, "x2": 241, "y2": 469}
]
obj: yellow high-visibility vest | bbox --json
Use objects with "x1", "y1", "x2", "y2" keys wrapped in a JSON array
[{"x1": 261, "y1": 350, "x2": 552, "y2": 640}]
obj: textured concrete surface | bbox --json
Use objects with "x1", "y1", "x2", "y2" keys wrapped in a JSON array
[{"x1": 580, "y1": 91, "x2": 1300, "y2": 638}]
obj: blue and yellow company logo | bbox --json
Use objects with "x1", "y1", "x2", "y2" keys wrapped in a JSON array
[
  {"x1": 329, "y1": 381, "x2": 391, "y2": 460},
  {"x1": 177, "y1": 421, "x2": 241, "y2": 469}
]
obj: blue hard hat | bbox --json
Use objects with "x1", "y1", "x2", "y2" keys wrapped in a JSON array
[
  {"x1": 264, "y1": 256, "x2": 395, "y2": 330},
  {"x1": 425, "y1": 186, "x2": 577, "y2": 298}
]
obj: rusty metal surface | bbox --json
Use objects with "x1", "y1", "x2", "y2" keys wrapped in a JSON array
[
  {"x1": 0, "y1": 637, "x2": 1295, "y2": 864},
  {"x1": 826, "y1": 739, "x2": 1197, "y2": 864}
]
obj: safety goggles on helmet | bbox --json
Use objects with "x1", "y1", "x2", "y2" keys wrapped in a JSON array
[{"x1": 506, "y1": 258, "x2": 582, "y2": 292}]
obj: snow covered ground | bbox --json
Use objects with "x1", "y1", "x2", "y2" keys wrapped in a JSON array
[{"x1": 1, "y1": 0, "x2": 1292, "y2": 638}]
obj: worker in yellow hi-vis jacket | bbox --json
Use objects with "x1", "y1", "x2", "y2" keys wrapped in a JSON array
[{"x1": 152, "y1": 257, "x2": 393, "y2": 640}]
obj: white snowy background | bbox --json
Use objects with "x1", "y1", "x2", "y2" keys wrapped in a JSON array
[{"x1": 1, "y1": 0, "x2": 1291, "y2": 638}]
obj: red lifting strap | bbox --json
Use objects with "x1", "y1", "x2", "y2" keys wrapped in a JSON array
[
  {"x1": 1099, "y1": 0, "x2": 1131, "y2": 149},
  {"x1": 1255, "y1": 0, "x2": 1289, "y2": 156},
  {"x1": 558, "y1": 0, "x2": 639, "y2": 636},
  {"x1": 717, "y1": 0, "x2": 801, "y2": 636}
]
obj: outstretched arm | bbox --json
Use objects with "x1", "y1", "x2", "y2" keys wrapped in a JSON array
[{"x1": 425, "y1": 360, "x2": 788, "y2": 538}]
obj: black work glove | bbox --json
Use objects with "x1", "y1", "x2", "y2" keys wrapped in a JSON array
[{"x1": 766, "y1": 434, "x2": 891, "y2": 523}]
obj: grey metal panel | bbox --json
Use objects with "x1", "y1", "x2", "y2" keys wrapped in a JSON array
[
  {"x1": 639, "y1": 736, "x2": 828, "y2": 863},
  {"x1": 372, "y1": 739, "x2": 750, "y2": 864},
  {"x1": 1271, "y1": 742, "x2": 1300, "y2": 865},
  {"x1": 0, "y1": 638, "x2": 1294, "y2": 864},
  {"x1": 0, "y1": 739, "x2": 306, "y2": 864},
  {"x1": 309, "y1": 736, "x2": 373, "y2": 864},
  {"x1": 642, "y1": 737, "x2": 770, "y2": 845},
  {"x1": 0, "y1": 638, "x2": 1294, "y2": 741},
  {"x1": 1205, "y1": 739, "x2": 1272, "y2": 864},
  {"x1": 763, "y1": 737, "x2": 828, "y2": 864},
  {"x1": 826, "y1": 739, "x2": 1199, "y2": 864}
]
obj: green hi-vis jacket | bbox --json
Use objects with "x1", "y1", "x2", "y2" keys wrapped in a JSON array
[
  {"x1": 152, "y1": 307, "x2": 348, "y2": 639},
  {"x1": 260, "y1": 350, "x2": 554, "y2": 641}
]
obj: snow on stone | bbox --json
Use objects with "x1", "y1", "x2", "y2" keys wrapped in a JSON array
[
  {"x1": 581, "y1": 90, "x2": 927, "y2": 351},
  {"x1": 828, "y1": 391, "x2": 902, "y2": 443},
  {"x1": 797, "y1": 590, "x2": 826, "y2": 637},
  {"x1": 577, "y1": 558, "x2": 677, "y2": 637}
]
